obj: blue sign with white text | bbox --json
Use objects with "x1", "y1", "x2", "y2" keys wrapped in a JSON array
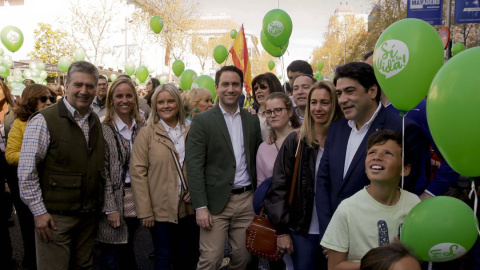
[
  {"x1": 455, "y1": 0, "x2": 480, "y2": 23},
  {"x1": 407, "y1": 0, "x2": 443, "y2": 25}
]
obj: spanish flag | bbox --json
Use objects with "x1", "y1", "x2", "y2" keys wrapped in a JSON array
[{"x1": 229, "y1": 25, "x2": 252, "y2": 93}]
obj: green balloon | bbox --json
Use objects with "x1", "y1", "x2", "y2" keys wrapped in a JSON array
[
  {"x1": 317, "y1": 61, "x2": 324, "y2": 71},
  {"x1": 58, "y1": 56, "x2": 71, "y2": 72},
  {"x1": 213, "y1": 45, "x2": 228, "y2": 64},
  {"x1": 268, "y1": 60, "x2": 275, "y2": 71},
  {"x1": 262, "y1": 9, "x2": 292, "y2": 48},
  {"x1": 172, "y1": 60, "x2": 185, "y2": 77},
  {"x1": 1, "y1": 26, "x2": 24, "y2": 53},
  {"x1": 37, "y1": 62, "x2": 45, "y2": 71},
  {"x1": 136, "y1": 65, "x2": 148, "y2": 83},
  {"x1": 401, "y1": 196, "x2": 478, "y2": 262},
  {"x1": 278, "y1": 75, "x2": 282, "y2": 80},
  {"x1": 178, "y1": 69, "x2": 197, "y2": 90},
  {"x1": 150, "y1": 16, "x2": 164, "y2": 34},
  {"x1": 110, "y1": 74, "x2": 117, "y2": 82},
  {"x1": 314, "y1": 71, "x2": 323, "y2": 81},
  {"x1": 260, "y1": 30, "x2": 288, "y2": 57},
  {"x1": 125, "y1": 62, "x2": 136, "y2": 76},
  {"x1": 159, "y1": 75, "x2": 168, "y2": 85},
  {"x1": 192, "y1": 75, "x2": 216, "y2": 100},
  {"x1": 451, "y1": 42, "x2": 466, "y2": 56},
  {"x1": 373, "y1": 18, "x2": 444, "y2": 111},
  {"x1": 73, "y1": 48, "x2": 86, "y2": 62},
  {"x1": 230, "y1": 29, "x2": 237, "y2": 39},
  {"x1": 427, "y1": 47, "x2": 480, "y2": 176},
  {"x1": 0, "y1": 66, "x2": 8, "y2": 78}
]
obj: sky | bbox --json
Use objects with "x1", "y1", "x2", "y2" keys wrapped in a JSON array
[
  {"x1": 0, "y1": 0, "x2": 372, "y2": 74},
  {"x1": 198, "y1": 0, "x2": 372, "y2": 64}
]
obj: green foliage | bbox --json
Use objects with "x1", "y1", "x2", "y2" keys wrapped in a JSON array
[{"x1": 28, "y1": 23, "x2": 76, "y2": 65}]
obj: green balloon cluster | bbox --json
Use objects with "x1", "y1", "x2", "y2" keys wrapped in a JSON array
[
  {"x1": 401, "y1": 196, "x2": 478, "y2": 262},
  {"x1": 4, "y1": 60, "x2": 48, "y2": 95},
  {"x1": 373, "y1": 18, "x2": 444, "y2": 111},
  {"x1": 73, "y1": 48, "x2": 86, "y2": 62},
  {"x1": 172, "y1": 60, "x2": 185, "y2": 77},
  {"x1": 317, "y1": 61, "x2": 324, "y2": 71},
  {"x1": 213, "y1": 45, "x2": 228, "y2": 64},
  {"x1": 268, "y1": 60, "x2": 275, "y2": 71},
  {"x1": 260, "y1": 30, "x2": 288, "y2": 57},
  {"x1": 58, "y1": 56, "x2": 72, "y2": 72},
  {"x1": 192, "y1": 75, "x2": 216, "y2": 100},
  {"x1": 262, "y1": 9, "x2": 292, "y2": 48},
  {"x1": 427, "y1": 47, "x2": 480, "y2": 176},
  {"x1": 230, "y1": 29, "x2": 237, "y2": 39},
  {"x1": 150, "y1": 16, "x2": 164, "y2": 34},
  {"x1": 125, "y1": 62, "x2": 136, "y2": 76},
  {"x1": 314, "y1": 71, "x2": 323, "y2": 81},
  {"x1": 179, "y1": 69, "x2": 197, "y2": 90},
  {"x1": 1, "y1": 26, "x2": 24, "y2": 53},
  {"x1": 451, "y1": 42, "x2": 466, "y2": 56},
  {"x1": 136, "y1": 65, "x2": 148, "y2": 83}
]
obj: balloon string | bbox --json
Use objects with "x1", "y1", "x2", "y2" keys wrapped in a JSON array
[
  {"x1": 401, "y1": 115, "x2": 405, "y2": 190},
  {"x1": 280, "y1": 55, "x2": 285, "y2": 85},
  {"x1": 468, "y1": 180, "x2": 480, "y2": 236}
]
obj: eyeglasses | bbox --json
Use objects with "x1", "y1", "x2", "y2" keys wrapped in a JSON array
[
  {"x1": 262, "y1": 107, "x2": 287, "y2": 117},
  {"x1": 39, "y1": 96, "x2": 56, "y2": 103},
  {"x1": 98, "y1": 83, "x2": 108, "y2": 87},
  {"x1": 253, "y1": 84, "x2": 268, "y2": 91}
]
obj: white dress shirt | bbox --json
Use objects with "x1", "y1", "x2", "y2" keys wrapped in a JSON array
[
  {"x1": 343, "y1": 103, "x2": 382, "y2": 178},
  {"x1": 218, "y1": 104, "x2": 250, "y2": 188}
]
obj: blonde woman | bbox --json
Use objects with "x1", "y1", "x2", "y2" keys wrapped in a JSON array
[
  {"x1": 96, "y1": 77, "x2": 145, "y2": 269},
  {"x1": 265, "y1": 80, "x2": 343, "y2": 270},
  {"x1": 183, "y1": 87, "x2": 213, "y2": 119},
  {"x1": 130, "y1": 83, "x2": 199, "y2": 269}
]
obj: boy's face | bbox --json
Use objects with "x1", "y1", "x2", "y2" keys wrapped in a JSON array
[{"x1": 365, "y1": 139, "x2": 411, "y2": 182}]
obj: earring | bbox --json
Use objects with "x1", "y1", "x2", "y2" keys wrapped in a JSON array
[
  {"x1": 288, "y1": 120, "x2": 292, "y2": 127},
  {"x1": 193, "y1": 108, "x2": 198, "y2": 112}
]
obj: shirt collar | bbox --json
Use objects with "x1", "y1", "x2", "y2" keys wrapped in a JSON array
[
  {"x1": 114, "y1": 114, "x2": 136, "y2": 132},
  {"x1": 347, "y1": 103, "x2": 383, "y2": 131},
  {"x1": 63, "y1": 97, "x2": 92, "y2": 119},
  {"x1": 218, "y1": 103, "x2": 240, "y2": 116}
]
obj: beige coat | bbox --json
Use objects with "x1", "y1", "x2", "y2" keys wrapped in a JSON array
[{"x1": 130, "y1": 122, "x2": 193, "y2": 224}]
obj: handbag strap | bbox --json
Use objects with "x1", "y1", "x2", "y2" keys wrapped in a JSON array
[
  {"x1": 288, "y1": 132, "x2": 302, "y2": 205},
  {"x1": 170, "y1": 150, "x2": 189, "y2": 192}
]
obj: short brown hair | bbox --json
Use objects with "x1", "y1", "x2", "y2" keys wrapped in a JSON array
[
  {"x1": 367, "y1": 129, "x2": 410, "y2": 164},
  {"x1": 361, "y1": 243, "x2": 419, "y2": 270},
  {"x1": 14, "y1": 84, "x2": 53, "y2": 121}
]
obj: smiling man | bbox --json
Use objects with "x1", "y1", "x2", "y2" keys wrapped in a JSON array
[
  {"x1": 18, "y1": 61, "x2": 105, "y2": 270},
  {"x1": 292, "y1": 74, "x2": 316, "y2": 123},
  {"x1": 315, "y1": 62, "x2": 430, "y2": 240},
  {"x1": 186, "y1": 65, "x2": 262, "y2": 269}
]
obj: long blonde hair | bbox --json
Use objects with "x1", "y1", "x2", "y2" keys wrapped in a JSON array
[
  {"x1": 103, "y1": 78, "x2": 145, "y2": 127},
  {"x1": 147, "y1": 83, "x2": 187, "y2": 127},
  {"x1": 300, "y1": 81, "x2": 343, "y2": 148}
]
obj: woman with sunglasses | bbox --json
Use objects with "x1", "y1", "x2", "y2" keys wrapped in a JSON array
[
  {"x1": 251, "y1": 73, "x2": 284, "y2": 141},
  {"x1": 4, "y1": 84, "x2": 56, "y2": 269},
  {"x1": 96, "y1": 77, "x2": 145, "y2": 270},
  {"x1": 265, "y1": 81, "x2": 343, "y2": 270}
]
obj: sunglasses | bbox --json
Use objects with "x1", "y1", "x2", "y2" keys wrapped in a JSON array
[
  {"x1": 253, "y1": 84, "x2": 268, "y2": 91},
  {"x1": 39, "y1": 96, "x2": 56, "y2": 103}
]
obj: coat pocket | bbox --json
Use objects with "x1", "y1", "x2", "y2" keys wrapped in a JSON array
[{"x1": 44, "y1": 172, "x2": 83, "y2": 212}]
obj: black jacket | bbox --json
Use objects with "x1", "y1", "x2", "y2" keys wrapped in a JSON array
[{"x1": 265, "y1": 131, "x2": 319, "y2": 235}]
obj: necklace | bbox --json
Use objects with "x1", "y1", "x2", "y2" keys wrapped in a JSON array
[{"x1": 274, "y1": 141, "x2": 279, "y2": 151}]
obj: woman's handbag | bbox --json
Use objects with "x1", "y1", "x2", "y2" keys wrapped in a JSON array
[{"x1": 245, "y1": 135, "x2": 303, "y2": 261}]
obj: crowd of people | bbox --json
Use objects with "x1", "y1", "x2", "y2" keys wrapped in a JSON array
[{"x1": 0, "y1": 55, "x2": 478, "y2": 270}]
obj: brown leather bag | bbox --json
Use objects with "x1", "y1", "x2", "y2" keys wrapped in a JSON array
[{"x1": 246, "y1": 137, "x2": 302, "y2": 261}]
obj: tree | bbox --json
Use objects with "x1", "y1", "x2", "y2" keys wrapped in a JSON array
[
  {"x1": 251, "y1": 50, "x2": 278, "y2": 78},
  {"x1": 64, "y1": 0, "x2": 122, "y2": 66},
  {"x1": 131, "y1": 0, "x2": 199, "y2": 66},
  {"x1": 28, "y1": 23, "x2": 76, "y2": 65}
]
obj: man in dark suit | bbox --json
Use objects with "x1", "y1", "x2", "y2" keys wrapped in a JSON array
[
  {"x1": 186, "y1": 65, "x2": 262, "y2": 270},
  {"x1": 315, "y1": 62, "x2": 430, "y2": 237}
]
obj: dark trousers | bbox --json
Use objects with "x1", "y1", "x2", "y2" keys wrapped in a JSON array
[
  {"x1": 290, "y1": 231, "x2": 328, "y2": 270},
  {"x1": 99, "y1": 217, "x2": 140, "y2": 270},
  {"x1": 0, "y1": 153, "x2": 13, "y2": 268},
  {"x1": 6, "y1": 170, "x2": 36, "y2": 269},
  {"x1": 150, "y1": 215, "x2": 199, "y2": 270}
]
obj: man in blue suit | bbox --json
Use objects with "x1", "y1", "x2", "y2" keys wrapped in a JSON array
[{"x1": 315, "y1": 62, "x2": 431, "y2": 237}]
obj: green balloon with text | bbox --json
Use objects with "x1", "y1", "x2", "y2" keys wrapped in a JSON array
[
  {"x1": 262, "y1": 9, "x2": 292, "y2": 48},
  {"x1": 1, "y1": 26, "x2": 24, "y2": 53},
  {"x1": 373, "y1": 19, "x2": 443, "y2": 111}
]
